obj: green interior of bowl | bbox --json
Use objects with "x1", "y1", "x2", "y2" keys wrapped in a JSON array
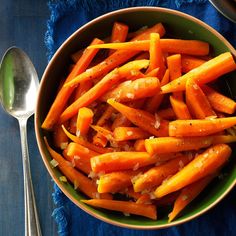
[{"x1": 36, "y1": 7, "x2": 236, "y2": 228}]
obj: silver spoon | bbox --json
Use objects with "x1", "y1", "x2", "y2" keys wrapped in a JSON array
[{"x1": 0, "y1": 47, "x2": 41, "y2": 236}]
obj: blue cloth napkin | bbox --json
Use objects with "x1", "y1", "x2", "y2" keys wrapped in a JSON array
[{"x1": 45, "y1": 1, "x2": 236, "y2": 235}]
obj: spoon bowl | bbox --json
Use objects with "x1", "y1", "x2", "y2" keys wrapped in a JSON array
[{"x1": 0, "y1": 47, "x2": 41, "y2": 236}]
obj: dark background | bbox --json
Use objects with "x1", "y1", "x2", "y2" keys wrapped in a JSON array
[{"x1": 0, "y1": 1, "x2": 57, "y2": 235}]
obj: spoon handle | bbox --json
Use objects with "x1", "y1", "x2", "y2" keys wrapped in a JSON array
[{"x1": 18, "y1": 118, "x2": 42, "y2": 236}]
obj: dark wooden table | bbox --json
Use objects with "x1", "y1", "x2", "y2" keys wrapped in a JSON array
[{"x1": 0, "y1": 1, "x2": 58, "y2": 235}]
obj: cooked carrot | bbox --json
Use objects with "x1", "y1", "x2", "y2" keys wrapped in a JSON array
[
  {"x1": 97, "y1": 170, "x2": 139, "y2": 193},
  {"x1": 101, "y1": 77, "x2": 160, "y2": 102},
  {"x1": 168, "y1": 174, "x2": 216, "y2": 222},
  {"x1": 60, "y1": 60, "x2": 149, "y2": 123},
  {"x1": 53, "y1": 123, "x2": 69, "y2": 149},
  {"x1": 145, "y1": 69, "x2": 170, "y2": 113},
  {"x1": 66, "y1": 142, "x2": 99, "y2": 157},
  {"x1": 134, "y1": 139, "x2": 146, "y2": 152},
  {"x1": 147, "y1": 33, "x2": 165, "y2": 75},
  {"x1": 181, "y1": 55, "x2": 206, "y2": 73},
  {"x1": 61, "y1": 125, "x2": 111, "y2": 153},
  {"x1": 146, "y1": 68, "x2": 160, "y2": 77},
  {"x1": 122, "y1": 187, "x2": 143, "y2": 200},
  {"x1": 65, "y1": 23, "x2": 166, "y2": 87},
  {"x1": 107, "y1": 99, "x2": 169, "y2": 137},
  {"x1": 169, "y1": 117, "x2": 236, "y2": 137},
  {"x1": 136, "y1": 194, "x2": 152, "y2": 204},
  {"x1": 133, "y1": 154, "x2": 191, "y2": 192},
  {"x1": 41, "y1": 38, "x2": 104, "y2": 130},
  {"x1": 109, "y1": 22, "x2": 129, "y2": 55},
  {"x1": 167, "y1": 54, "x2": 182, "y2": 81},
  {"x1": 71, "y1": 49, "x2": 83, "y2": 63},
  {"x1": 91, "y1": 152, "x2": 158, "y2": 173},
  {"x1": 91, "y1": 125, "x2": 114, "y2": 140},
  {"x1": 161, "y1": 52, "x2": 236, "y2": 93},
  {"x1": 201, "y1": 85, "x2": 236, "y2": 114},
  {"x1": 93, "y1": 132, "x2": 109, "y2": 148},
  {"x1": 186, "y1": 79, "x2": 216, "y2": 119},
  {"x1": 113, "y1": 127, "x2": 150, "y2": 141},
  {"x1": 154, "y1": 144, "x2": 231, "y2": 198},
  {"x1": 81, "y1": 199, "x2": 157, "y2": 220},
  {"x1": 76, "y1": 107, "x2": 94, "y2": 136},
  {"x1": 44, "y1": 137, "x2": 112, "y2": 200},
  {"x1": 156, "y1": 108, "x2": 176, "y2": 120},
  {"x1": 89, "y1": 39, "x2": 209, "y2": 56}
]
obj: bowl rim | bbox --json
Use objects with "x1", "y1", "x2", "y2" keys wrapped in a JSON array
[{"x1": 35, "y1": 6, "x2": 236, "y2": 229}]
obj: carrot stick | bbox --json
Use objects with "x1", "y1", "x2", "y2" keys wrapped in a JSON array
[
  {"x1": 61, "y1": 125, "x2": 111, "y2": 153},
  {"x1": 201, "y1": 85, "x2": 236, "y2": 114},
  {"x1": 97, "y1": 170, "x2": 139, "y2": 193},
  {"x1": 113, "y1": 127, "x2": 150, "y2": 141},
  {"x1": 91, "y1": 152, "x2": 158, "y2": 173},
  {"x1": 52, "y1": 123, "x2": 69, "y2": 149},
  {"x1": 107, "y1": 99, "x2": 169, "y2": 137},
  {"x1": 109, "y1": 22, "x2": 129, "y2": 55},
  {"x1": 66, "y1": 142, "x2": 99, "y2": 157},
  {"x1": 41, "y1": 38, "x2": 104, "y2": 130},
  {"x1": 167, "y1": 54, "x2": 182, "y2": 81},
  {"x1": 44, "y1": 137, "x2": 112, "y2": 200},
  {"x1": 154, "y1": 144, "x2": 231, "y2": 198},
  {"x1": 186, "y1": 79, "x2": 216, "y2": 119},
  {"x1": 147, "y1": 33, "x2": 165, "y2": 75},
  {"x1": 91, "y1": 125, "x2": 114, "y2": 140},
  {"x1": 156, "y1": 108, "x2": 176, "y2": 120},
  {"x1": 170, "y1": 95, "x2": 192, "y2": 120},
  {"x1": 88, "y1": 39, "x2": 209, "y2": 56},
  {"x1": 101, "y1": 77, "x2": 160, "y2": 102},
  {"x1": 60, "y1": 60, "x2": 149, "y2": 123},
  {"x1": 65, "y1": 23, "x2": 166, "y2": 87},
  {"x1": 169, "y1": 117, "x2": 236, "y2": 137},
  {"x1": 133, "y1": 154, "x2": 191, "y2": 192},
  {"x1": 168, "y1": 174, "x2": 216, "y2": 222},
  {"x1": 161, "y1": 52, "x2": 236, "y2": 93},
  {"x1": 81, "y1": 199, "x2": 157, "y2": 220},
  {"x1": 146, "y1": 68, "x2": 160, "y2": 77},
  {"x1": 134, "y1": 139, "x2": 146, "y2": 152},
  {"x1": 76, "y1": 107, "x2": 94, "y2": 136},
  {"x1": 181, "y1": 55, "x2": 206, "y2": 73},
  {"x1": 145, "y1": 69, "x2": 169, "y2": 113}
]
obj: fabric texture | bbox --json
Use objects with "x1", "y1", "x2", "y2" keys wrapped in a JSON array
[{"x1": 44, "y1": 1, "x2": 236, "y2": 235}]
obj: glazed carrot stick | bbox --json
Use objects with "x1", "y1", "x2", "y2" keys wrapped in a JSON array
[
  {"x1": 81, "y1": 199, "x2": 157, "y2": 220},
  {"x1": 109, "y1": 22, "x2": 129, "y2": 55},
  {"x1": 62, "y1": 125, "x2": 111, "y2": 153},
  {"x1": 168, "y1": 174, "x2": 216, "y2": 222},
  {"x1": 167, "y1": 54, "x2": 182, "y2": 81},
  {"x1": 147, "y1": 33, "x2": 165, "y2": 75},
  {"x1": 146, "y1": 67, "x2": 160, "y2": 77},
  {"x1": 201, "y1": 85, "x2": 236, "y2": 114},
  {"x1": 169, "y1": 117, "x2": 236, "y2": 137},
  {"x1": 133, "y1": 154, "x2": 191, "y2": 192},
  {"x1": 44, "y1": 137, "x2": 112, "y2": 200},
  {"x1": 65, "y1": 23, "x2": 166, "y2": 87},
  {"x1": 107, "y1": 99, "x2": 169, "y2": 137},
  {"x1": 53, "y1": 123, "x2": 69, "y2": 149},
  {"x1": 154, "y1": 144, "x2": 231, "y2": 198},
  {"x1": 186, "y1": 79, "x2": 216, "y2": 119},
  {"x1": 113, "y1": 127, "x2": 150, "y2": 141},
  {"x1": 161, "y1": 52, "x2": 236, "y2": 93},
  {"x1": 100, "y1": 77, "x2": 160, "y2": 102},
  {"x1": 91, "y1": 152, "x2": 157, "y2": 173},
  {"x1": 145, "y1": 69, "x2": 170, "y2": 113},
  {"x1": 97, "y1": 170, "x2": 139, "y2": 193},
  {"x1": 89, "y1": 39, "x2": 209, "y2": 56},
  {"x1": 42, "y1": 38, "x2": 104, "y2": 130},
  {"x1": 134, "y1": 139, "x2": 146, "y2": 152},
  {"x1": 76, "y1": 107, "x2": 94, "y2": 136},
  {"x1": 91, "y1": 125, "x2": 114, "y2": 140},
  {"x1": 156, "y1": 108, "x2": 176, "y2": 120},
  {"x1": 181, "y1": 55, "x2": 206, "y2": 73},
  {"x1": 60, "y1": 60, "x2": 150, "y2": 123}
]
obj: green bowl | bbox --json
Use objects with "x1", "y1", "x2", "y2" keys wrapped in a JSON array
[{"x1": 35, "y1": 7, "x2": 236, "y2": 229}]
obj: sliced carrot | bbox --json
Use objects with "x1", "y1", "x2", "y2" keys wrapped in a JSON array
[
  {"x1": 41, "y1": 38, "x2": 104, "y2": 130},
  {"x1": 181, "y1": 55, "x2": 206, "y2": 73},
  {"x1": 161, "y1": 52, "x2": 236, "y2": 93},
  {"x1": 134, "y1": 139, "x2": 146, "y2": 152},
  {"x1": 65, "y1": 23, "x2": 166, "y2": 87},
  {"x1": 107, "y1": 99, "x2": 169, "y2": 137},
  {"x1": 91, "y1": 125, "x2": 114, "y2": 140},
  {"x1": 167, "y1": 54, "x2": 182, "y2": 81},
  {"x1": 44, "y1": 137, "x2": 112, "y2": 200},
  {"x1": 81, "y1": 199, "x2": 157, "y2": 220},
  {"x1": 101, "y1": 77, "x2": 160, "y2": 102},
  {"x1": 109, "y1": 22, "x2": 129, "y2": 55},
  {"x1": 156, "y1": 108, "x2": 176, "y2": 120},
  {"x1": 169, "y1": 117, "x2": 236, "y2": 137},
  {"x1": 186, "y1": 79, "x2": 216, "y2": 119},
  {"x1": 201, "y1": 85, "x2": 236, "y2": 114},
  {"x1": 154, "y1": 144, "x2": 231, "y2": 198},
  {"x1": 133, "y1": 154, "x2": 191, "y2": 192},
  {"x1": 168, "y1": 174, "x2": 216, "y2": 222},
  {"x1": 146, "y1": 68, "x2": 160, "y2": 77},
  {"x1": 113, "y1": 127, "x2": 150, "y2": 141}
]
